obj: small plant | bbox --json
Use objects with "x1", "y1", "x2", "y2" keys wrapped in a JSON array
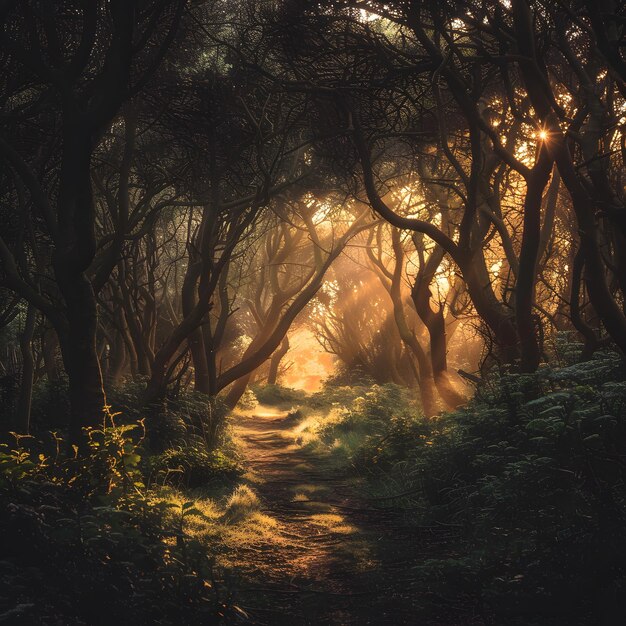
[
  {"x1": 221, "y1": 485, "x2": 261, "y2": 524},
  {"x1": 236, "y1": 388, "x2": 258, "y2": 411},
  {"x1": 252, "y1": 383, "x2": 307, "y2": 407},
  {"x1": 108, "y1": 382, "x2": 232, "y2": 451},
  {"x1": 149, "y1": 444, "x2": 241, "y2": 487},
  {"x1": 304, "y1": 383, "x2": 421, "y2": 465},
  {"x1": 374, "y1": 350, "x2": 626, "y2": 623},
  {"x1": 0, "y1": 412, "x2": 234, "y2": 624}
]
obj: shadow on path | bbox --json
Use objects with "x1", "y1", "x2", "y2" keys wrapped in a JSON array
[{"x1": 228, "y1": 409, "x2": 477, "y2": 625}]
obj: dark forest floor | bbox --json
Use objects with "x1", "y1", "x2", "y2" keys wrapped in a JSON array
[{"x1": 227, "y1": 409, "x2": 479, "y2": 625}]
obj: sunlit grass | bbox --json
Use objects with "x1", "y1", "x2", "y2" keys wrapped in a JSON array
[
  {"x1": 292, "y1": 407, "x2": 348, "y2": 447},
  {"x1": 309, "y1": 513, "x2": 357, "y2": 535},
  {"x1": 293, "y1": 483, "x2": 327, "y2": 494},
  {"x1": 149, "y1": 482, "x2": 284, "y2": 552},
  {"x1": 291, "y1": 406, "x2": 373, "y2": 469},
  {"x1": 291, "y1": 412, "x2": 324, "y2": 443},
  {"x1": 221, "y1": 484, "x2": 261, "y2": 524}
]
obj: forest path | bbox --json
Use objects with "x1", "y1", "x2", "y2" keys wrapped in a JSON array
[{"x1": 227, "y1": 408, "x2": 470, "y2": 625}]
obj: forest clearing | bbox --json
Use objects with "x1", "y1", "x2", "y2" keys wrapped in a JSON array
[{"x1": 1, "y1": 1, "x2": 626, "y2": 624}]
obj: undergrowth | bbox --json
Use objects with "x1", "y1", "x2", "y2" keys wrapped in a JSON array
[
  {"x1": 250, "y1": 384, "x2": 307, "y2": 408},
  {"x1": 294, "y1": 349, "x2": 626, "y2": 624},
  {"x1": 0, "y1": 412, "x2": 251, "y2": 625},
  {"x1": 293, "y1": 383, "x2": 421, "y2": 468}
]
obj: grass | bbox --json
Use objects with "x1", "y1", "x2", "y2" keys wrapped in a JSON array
[{"x1": 221, "y1": 485, "x2": 262, "y2": 524}]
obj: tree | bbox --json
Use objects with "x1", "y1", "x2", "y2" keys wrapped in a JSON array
[{"x1": 0, "y1": 0, "x2": 184, "y2": 442}]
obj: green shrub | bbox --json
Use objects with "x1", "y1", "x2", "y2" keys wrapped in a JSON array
[
  {"x1": 0, "y1": 415, "x2": 237, "y2": 625},
  {"x1": 107, "y1": 382, "x2": 232, "y2": 451},
  {"x1": 235, "y1": 387, "x2": 258, "y2": 411},
  {"x1": 251, "y1": 384, "x2": 307, "y2": 407},
  {"x1": 27, "y1": 378, "x2": 71, "y2": 430},
  {"x1": 308, "y1": 382, "x2": 371, "y2": 410},
  {"x1": 284, "y1": 408, "x2": 304, "y2": 423},
  {"x1": 4, "y1": 379, "x2": 232, "y2": 454},
  {"x1": 0, "y1": 317, "x2": 68, "y2": 429},
  {"x1": 322, "y1": 364, "x2": 376, "y2": 388},
  {"x1": 382, "y1": 351, "x2": 626, "y2": 623},
  {"x1": 221, "y1": 485, "x2": 261, "y2": 524},
  {"x1": 148, "y1": 444, "x2": 241, "y2": 488},
  {"x1": 145, "y1": 393, "x2": 231, "y2": 452},
  {"x1": 302, "y1": 383, "x2": 422, "y2": 466}
]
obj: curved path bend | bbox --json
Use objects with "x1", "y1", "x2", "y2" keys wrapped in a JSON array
[{"x1": 227, "y1": 409, "x2": 474, "y2": 625}]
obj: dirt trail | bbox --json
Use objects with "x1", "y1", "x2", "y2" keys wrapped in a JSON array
[{"x1": 228, "y1": 409, "x2": 471, "y2": 625}]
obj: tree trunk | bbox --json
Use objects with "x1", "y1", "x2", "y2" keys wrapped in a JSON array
[
  {"x1": 571, "y1": 247, "x2": 603, "y2": 360},
  {"x1": 425, "y1": 308, "x2": 465, "y2": 408},
  {"x1": 41, "y1": 325, "x2": 60, "y2": 383},
  {"x1": 411, "y1": 248, "x2": 466, "y2": 409},
  {"x1": 267, "y1": 335, "x2": 289, "y2": 385},
  {"x1": 107, "y1": 328, "x2": 126, "y2": 387},
  {"x1": 412, "y1": 356, "x2": 438, "y2": 417},
  {"x1": 224, "y1": 374, "x2": 252, "y2": 410},
  {"x1": 189, "y1": 326, "x2": 211, "y2": 394},
  {"x1": 223, "y1": 329, "x2": 275, "y2": 409},
  {"x1": 462, "y1": 255, "x2": 519, "y2": 365},
  {"x1": 516, "y1": 148, "x2": 553, "y2": 372},
  {"x1": 144, "y1": 308, "x2": 205, "y2": 404},
  {"x1": 56, "y1": 276, "x2": 105, "y2": 443},
  {"x1": 513, "y1": 0, "x2": 626, "y2": 354},
  {"x1": 53, "y1": 127, "x2": 105, "y2": 444},
  {"x1": 16, "y1": 304, "x2": 36, "y2": 433},
  {"x1": 119, "y1": 261, "x2": 152, "y2": 376},
  {"x1": 389, "y1": 231, "x2": 438, "y2": 416}
]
